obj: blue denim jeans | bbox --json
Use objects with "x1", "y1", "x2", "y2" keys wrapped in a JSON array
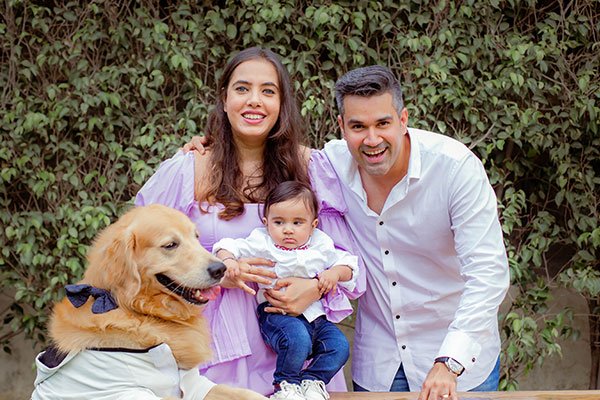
[
  {"x1": 257, "y1": 302, "x2": 350, "y2": 385},
  {"x1": 353, "y1": 357, "x2": 501, "y2": 392}
]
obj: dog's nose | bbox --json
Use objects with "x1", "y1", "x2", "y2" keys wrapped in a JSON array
[{"x1": 208, "y1": 261, "x2": 226, "y2": 280}]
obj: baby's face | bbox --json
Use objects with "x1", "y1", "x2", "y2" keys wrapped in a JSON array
[{"x1": 263, "y1": 198, "x2": 317, "y2": 249}]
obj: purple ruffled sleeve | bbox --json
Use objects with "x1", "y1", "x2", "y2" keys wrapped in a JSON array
[
  {"x1": 309, "y1": 150, "x2": 366, "y2": 323},
  {"x1": 134, "y1": 151, "x2": 196, "y2": 214}
]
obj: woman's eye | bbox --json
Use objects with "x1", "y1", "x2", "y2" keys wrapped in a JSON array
[
  {"x1": 263, "y1": 89, "x2": 275, "y2": 95},
  {"x1": 162, "y1": 242, "x2": 179, "y2": 250},
  {"x1": 235, "y1": 86, "x2": 248, "y2": 93}
]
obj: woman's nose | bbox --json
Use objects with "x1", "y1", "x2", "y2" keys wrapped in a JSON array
[{"x1": 247, "y1": 90, "x2": 262, "y2": 107}]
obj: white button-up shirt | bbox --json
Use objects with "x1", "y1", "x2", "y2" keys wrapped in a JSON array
[
  {"x1": 322, "y1": 130, "x2": 509, "y2": 391},
  {"x1": 213, "y1": 227, "x2": 358, "y2": 322}
]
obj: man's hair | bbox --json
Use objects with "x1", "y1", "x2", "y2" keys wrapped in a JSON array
[
  {"x1": 263, "y1": 181, "x2": 319, "y2": 220},
  {"x1": 334, "y1": 65, "x2": 404, "y2": 117}
]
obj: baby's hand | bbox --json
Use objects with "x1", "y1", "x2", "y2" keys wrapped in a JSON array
[
  {"x1": 317, "y1": 269, "x2": 339, "y2": 296},
  {"x1": 223, "y1": 258, "x2": 241, "y2": 279}
]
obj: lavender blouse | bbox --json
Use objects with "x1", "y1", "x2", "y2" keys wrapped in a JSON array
[{"x1": 135, "y1": 150, "x2": 365, "y2": 395}]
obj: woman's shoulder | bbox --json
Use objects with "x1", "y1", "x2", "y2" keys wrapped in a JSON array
[
  {"x1": 299, "y1": 145, "x2": 312, "y2": 164},
  {"x1": 134, "y1": 151, "x2": 196, "y2": 210}
]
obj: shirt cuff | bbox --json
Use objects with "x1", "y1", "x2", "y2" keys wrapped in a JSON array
[
  {"x1": 437, "y1": 330, "x2": 482, "y2": 371},
  {"x1": 179, "y1": 368, "x2": 217, "y2": 400}
]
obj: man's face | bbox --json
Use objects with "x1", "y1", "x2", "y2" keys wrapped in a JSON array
[{"x1": 337, "y1": 92, "x2": 409, "y2": 179}]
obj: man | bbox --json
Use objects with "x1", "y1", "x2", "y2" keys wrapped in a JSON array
[{"x1": 323, "y1": 65, "x2": 509, "y2": 400}]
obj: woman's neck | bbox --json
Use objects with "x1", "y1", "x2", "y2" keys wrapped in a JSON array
[{"x1": 233, "y1": 137, "x2": 266, "y2": 177}]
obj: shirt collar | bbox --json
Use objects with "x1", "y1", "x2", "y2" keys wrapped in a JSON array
[{"x1": 405, "y1": 130, "x2": 421, "y2": 181}]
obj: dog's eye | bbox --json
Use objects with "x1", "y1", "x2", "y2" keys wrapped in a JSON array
[
  {"x1": 162, "y1": 241, "x2": 179, "y2": 250},
  {"x1": 194, "y1": 231, "x2": 200, "y2": 239}
]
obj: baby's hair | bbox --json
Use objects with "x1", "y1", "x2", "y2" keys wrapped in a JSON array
[{"x1": 263, "y1": 181, "x2": 319, "y2": 220}]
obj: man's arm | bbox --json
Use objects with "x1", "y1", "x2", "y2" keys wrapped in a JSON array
[{"x1": 420, "y1": 153, "x2": 509, "y2": 400}]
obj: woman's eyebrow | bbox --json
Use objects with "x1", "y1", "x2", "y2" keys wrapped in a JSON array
[{"x1": 231, "y1": 79, "x2": 278, "y2": 88}]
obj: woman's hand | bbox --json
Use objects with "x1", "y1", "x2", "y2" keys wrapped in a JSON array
[
  {"x1": 263, "y1": 277, "x2": 320, "y2": 316},
  {"x1": 220, "y1": 257, "x2": 276, "y2": 296},
  {"x1": 182, "y1": 135, "x2": 208, "y2": 154}
]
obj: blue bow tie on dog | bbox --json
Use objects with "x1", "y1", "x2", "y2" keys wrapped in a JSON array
[{"x1": 65, "y1": 284, "x2": 118, "y2": 314}]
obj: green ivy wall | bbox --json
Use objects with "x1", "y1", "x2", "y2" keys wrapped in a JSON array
[{"x1": 1, "y1": 0, "x2": 598, "y2": 389}]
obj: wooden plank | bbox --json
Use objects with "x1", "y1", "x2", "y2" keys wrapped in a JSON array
[{"x1": 329, "y1": 391, "x2": 600, "y2": 400}]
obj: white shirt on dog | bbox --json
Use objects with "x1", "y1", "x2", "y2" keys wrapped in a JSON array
[{"x1": 32, "y1": 343, "x2": 215, "y2": 399}]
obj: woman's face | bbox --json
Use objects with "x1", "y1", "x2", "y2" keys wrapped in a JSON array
[{"x1": 224, "y1": 58, "x2": 281, "y2": 144}]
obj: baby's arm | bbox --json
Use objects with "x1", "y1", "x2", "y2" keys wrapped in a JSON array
[{"x1": 317, "y1": 265, "x2": 353, "y2": 296}]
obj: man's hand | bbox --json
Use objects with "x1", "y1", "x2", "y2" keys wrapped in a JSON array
[
  {"x1": 418, "y1": 362, "x2": 458, "y2": 400},
  {"x1": 263, "y1": 277, "x2": 320, "y2": 316},
  {"x1": 182, "y1": 135, "x2": 208, "y2": 154}
]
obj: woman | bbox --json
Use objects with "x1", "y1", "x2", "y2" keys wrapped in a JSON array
[{"x1": 135, "y1": 47, "x2": 364, "y2": 396}]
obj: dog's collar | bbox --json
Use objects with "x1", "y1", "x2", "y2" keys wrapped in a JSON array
[{"x1": 65, "y1": 284, "x2": 118, "y2": 314}]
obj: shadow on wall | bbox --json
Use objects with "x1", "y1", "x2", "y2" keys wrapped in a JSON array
[{"x1": 0, "y1": 287, "x2": 591, "y2": 399}]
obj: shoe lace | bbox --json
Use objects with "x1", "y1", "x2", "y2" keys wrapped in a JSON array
[
  {"x1": 301, "y1": 380, "x2": 329, "y2": 398},
  {"x1": 278, "y1": 381, "x2": 303, "y2": 397}
]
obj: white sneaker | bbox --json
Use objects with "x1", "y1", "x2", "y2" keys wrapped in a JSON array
[
  {"x1": 301, "y1": 379, "x2": 330, "y2": 400},
  {"x1": 270, "y1": 381, "x2": 305, "y2": 400}
]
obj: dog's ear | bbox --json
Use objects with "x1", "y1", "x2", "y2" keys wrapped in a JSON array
[{"x1": 85, "y1": 225, "x2": 142, "y2": 306}]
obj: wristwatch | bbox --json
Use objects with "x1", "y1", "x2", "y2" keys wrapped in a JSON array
[{"x1": 434, "y1": 357, "x2": 465, "y2": 377}]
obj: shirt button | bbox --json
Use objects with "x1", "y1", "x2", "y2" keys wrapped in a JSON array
[
  {"x1": 472, "y1": 358, "x2": 476, "y2": 362},
  {"x1": 401, "y1": 345, "x2": 406, "y2": 350},
  {"x1": 395, "y1": 315, "x2": 400, "y2": 319},
  {"x1": 392, "y1": 281, "x2": 397, "y2": 286},
  {"x1": 384, "y1": 250, "x2": 390, "y2": 255},
  {"x1": 379, "y1": 221, "x2": 384, "y2": 225}
]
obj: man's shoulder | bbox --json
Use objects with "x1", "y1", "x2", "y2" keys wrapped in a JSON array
[
  {"x1": 322, "y1": 139, "x2": 350, "y2": 159},
  {"x1": 410, "y1": 128, "x2": 472, "y2": 161},
  {"x1": 318, "y1": 139, "x2": 354, "y2": 183}
]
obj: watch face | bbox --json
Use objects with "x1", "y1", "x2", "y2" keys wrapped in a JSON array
[{"x1": 447, "y1": 358, "x2": 464, "y2": 374}]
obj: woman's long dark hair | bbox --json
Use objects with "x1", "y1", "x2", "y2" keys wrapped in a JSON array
[{"x1": 199, "y1": 47, "x2": 309, "y2": 220}]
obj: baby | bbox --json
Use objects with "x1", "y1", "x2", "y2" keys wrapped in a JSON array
[{"x1": 213, "y1": 181, "x2": 359, "y2": 400}]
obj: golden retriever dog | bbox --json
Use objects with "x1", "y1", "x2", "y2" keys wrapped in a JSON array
[{"x1": 31, "y1": 204, "x2": 266, "y2": 400}]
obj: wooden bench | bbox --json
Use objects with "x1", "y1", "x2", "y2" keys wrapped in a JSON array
[{"x1": 329, "y1": 390, "x2": 600, "y2": 400}]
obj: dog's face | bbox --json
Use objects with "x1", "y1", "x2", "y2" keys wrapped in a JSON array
[{"x1": 83, "y1": 204, "x2": 225, "y2": 320}]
